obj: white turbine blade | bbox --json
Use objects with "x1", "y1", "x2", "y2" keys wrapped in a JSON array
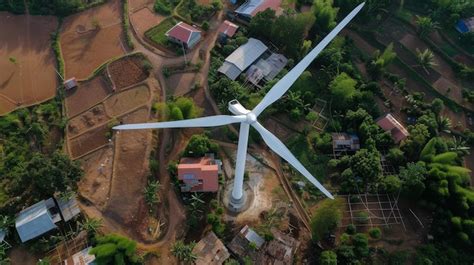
[
  {"x1": 114, "y1": 115, "x2": 246, "y2": 130},
  {"x1": 252, "y1": 2, "x2": 365, "y2": 116},
  {"x1": 252, "y1": 122, "x2": 334, "y2": 199}
]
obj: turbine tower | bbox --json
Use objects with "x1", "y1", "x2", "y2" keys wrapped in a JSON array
[{"x1": 115, "y1": 3, "x2": 365, "y2": 210}]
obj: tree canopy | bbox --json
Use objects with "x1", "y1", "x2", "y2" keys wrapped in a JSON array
[
  {"x1": 89, "y1": 234, "x2": 140, "y2": 265},
  {"x1": 311, "y1": 199, "x2": 343, "y2": 241}
]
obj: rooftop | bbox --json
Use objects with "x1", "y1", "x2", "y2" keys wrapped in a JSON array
[
  {"x1": 178, "y1": 156, "x2": 218, "y2": 171},
  {"x1": 15, "y1": 199, "x2": 58, "y2": 242},
  {"x1": 218, "y1": 20, "x2": 239, "y2": 37},
  {"x1": 193, "y1": 231, "x2": 230, "y2": 265},
  {"x1": 376, "y1": 113, "x2": 409, "y2": 143},
  {"x1": 221, "y1": 38, "x2": 268, "y2": 71},
  {"x1": 63, "y1": 246, "x2": 96, "y2": 265},
  {"x1": 165, "y1": 21, "x2": 201, "y2": 44},
  {"x1": 456, "y1": 17, "x2": 474, "y2": 33},
  {"x1": 235, "y1": 0, "x2": 282, "y2": 17}
]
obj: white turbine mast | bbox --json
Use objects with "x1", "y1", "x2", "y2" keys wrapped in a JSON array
[{"x1": 115, "y1": 3, "x2": 365, "y2": 209}]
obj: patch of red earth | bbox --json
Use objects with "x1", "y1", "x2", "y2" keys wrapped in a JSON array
[
  {"x1": 65, "y1": 75, "x2": 113, "y2": 117},
  {"x1": 108, "y1": 55, "x2": 149, "y2": 89},
  {"x1": 69, "y1": 124, "x2": 110, "y2": 159},
  {"x1": 166, "y1": 72, "x2": 197, "y2": 97},
  {"x1": 129, "y1": 0, "x2": 154, "y2": 11},
  {"x1": 130, "y1": 7, "x2": 166, "y2": 36},
  {"x1": 0, "y1": 12, "x2": 58, "y2": 116},
  {"x1": 103, "y1": 85, "x2": 150, "y2": 116},
  {"x1": 68, "y1": 104, "x2": 110, "y2": 137}
]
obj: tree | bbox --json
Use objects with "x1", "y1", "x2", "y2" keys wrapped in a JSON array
[
  {"x1": 201, "y1": 21, "x2": 209, "y2": 31},
  {"x1": 369, "y1": 227, "x2": 381, "y2": 239},
  {"x1": 79, "y1": 218, "x2": 103, "y2": 236},
  {"x1": 312, "y1": 0, "x2": 338, "y2": 35},
  {"x1": 248, "y1": 9, "x2": 276, "y2": 41},
  {"x1": 350, "y1": 148, "x2": 382, "y2": 186},
  {"x1": 416, "y1": 16, "x2": 439, "y2": 38},
  {"x1": 352, "y1": 233, "x2": 369, "y2": 257},
  {"x1": 184, "y1": 134, "x2": 218, "y2": 157},
  {"x1": 329, "y1": 72, "x2": 357, "y2": 109},
  {"x1": 431, "y1": 98, "x2": 444, "y2": 115},
  {"x1": 381, "y1": 175, "x2": 402, "y2": 194},
  {"x1": 171, "y1": 240, "x2": 197, "y2": 263},
  {"x1": 401, "y1": 123, "x2": 430, "y2": 160},
  {"x1": 416, "y1": 48, "x2": 437, "y2": 74},
  {"x1": 399, "y1": 162, "x2": 427, "y2": 199},
  {"x1": 144, "y1": 180, "x2": 161, "y2": 209},
  {"x1": 320, "y1": 250, "x2": 337, "y2": 265},
  {"x1": 310, "y1": 199, "x2": 343, "y2": 241},
  {"x1": 89, "y1": 234, "x2": 140, "y2": 265},
  {"x1": 368, "y1": 43, "x2": 396, "y2": 79}
]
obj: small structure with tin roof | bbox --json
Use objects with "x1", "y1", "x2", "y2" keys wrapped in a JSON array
[
  {"x1": 456, "y1": 17, "x2": 474, "y2": 33},
  {"x1": 63, "y1": 78, "x2": 78, "y2": 90},
  {"x1": 165, "y1": 21, "x2": 202, "y2": 49},
  {"x1": 218, "y1": 20, "x2": 239, "y2": 38},
  {"x1": 332, "y1": 133, "x2": 360, "y2": 152},
  {"x1": 228, "y1": 225, "x2": 265, "y2": 258},
  {"x1": 376, "y1": 113, "x2": 409, "y2": 144},
  {"x1": 192, "y1": 231, "x2": 230, "y2": 265},
  {"x1": 246, "y1": 53, "x2": 287, "y2": 87},
  {"x1": 63, "y1": 246, "x2": 96, "y2": 265},
  {"x1": 235, "y1": 0, "x2": 282, "y2": 20}
]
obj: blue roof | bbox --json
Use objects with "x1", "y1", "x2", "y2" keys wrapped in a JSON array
[
  {"x1": 15, "y1": 200, "x2": 57, "y2": 242},
  {"x1": 456, "y1": 20, "x2": 469, "y2": 33}
]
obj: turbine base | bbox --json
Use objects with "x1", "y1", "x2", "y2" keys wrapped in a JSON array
[{"x1": 222, "y1": 181, "x2": 253, "y2": 213}]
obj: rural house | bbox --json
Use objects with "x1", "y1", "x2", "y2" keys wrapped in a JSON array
[
  {"x1": 165, "y1": 21, "x2": 202, "y2": 49},
  {"x1": 456, "y1": 17, "x2": 474, "y2": 33},
  {"x1": 192, "y1": 231, "x2": 230, "y2": 265},
  {"x1": 177, "y1": 155, "x2": 220, "y2": 192},
  {"x1": 63, "y1": 77, "x2": 78, "y2": 90},
  {"x1": 228, "y1": 225, "x2": 265, "y2": 258},
  {"x1": 15, "y1": 197, "x2": 81, "y2": 242},
  {"x1": 218, "y1": 20, "x2": 239, "y2": 43},
  {"x1": 332, "y1": 133, "x2": 360, "y2": 152},
  {"x1": 218, "y1": 38, "x2": 268, "y2": 80},
  {"x1": 63, "y1": 246, "x2": 96, "y2": 265},
  {"x1": 255, "y1": 229, "x2": 300, "y2": 265},
  {"x1": 235, "y1": 0, "x2": 283, "y2": 20},
  {"x1": 246, "y1": 53, "x2": 288, "y2": 87},
  {"x1": 376, "y1": 113, "x2": 410, "y2": 144}
]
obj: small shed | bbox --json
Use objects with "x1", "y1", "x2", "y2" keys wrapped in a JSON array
[
  {"x1": 63, "y1": 78, "x2": 78, "y2": 90},
  {"x1": 456, "y1": 17, "x2": 474, "y2": 33},
  {"x1": 376, "y1": 113, "x2": 409, "y2": 143},
  {"x1": 193, "y1": 231, "x2": 230, "y2": 265},
  {"x1": 218, "y1": 20, "x2": 239, "y2": 38},
  {"x1": 15, "y1": 199, "x2": 59, "y2": 243}
]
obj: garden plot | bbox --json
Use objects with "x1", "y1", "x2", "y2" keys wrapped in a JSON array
[
  {"x1": 67, "y1": 104, "x2": 110, "y2": 138},
  {"x1": 61, "y1": 0, "x2": 125, "y2": 79},
  {"x1": 69, "y1": 124, "x2": 110, "y2": 158},
  {"x1": 130, "y1": 7, "x2": 166, "y2": 36},
  {"x1": 108, "y1": 55, "x2": 149, "y2": 89},
  {"x1": 104, "y1": 107, "x2": 152, "y2": 227},
  {"x1": 65, "y1": 75, "x2": 113, "y2": 117},
  {"x1": 103, "y1": 85, "x2": 150, "y2": 116},
  {"x1": 0, "y1": 13, "x2": 58, "y2": 115}
]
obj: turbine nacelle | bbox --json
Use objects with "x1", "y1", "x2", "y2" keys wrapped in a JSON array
[{"x1": 228, "y1": 100, "x2": 256, "y2": 124}]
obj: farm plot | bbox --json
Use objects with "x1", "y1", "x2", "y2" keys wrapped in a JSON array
[
  {"x1": 68, "y1": 104, "x2": 110, "y2": 137},
  {"x1": 166, "y1": 72, "x2": 197, "y2": 96},
  {"x1": 69, "y1": 124, "x2": 110, "y2": 158},
  {"x1": 60, "y1": 0, "x2": 125, "y2": 79},
  {"x1": 130, "y1": 7, "x2": 166, "y2": 36},
  {"x1": 108, "y1": 55, "x2": 149, "y2": 89},
  {"x1": 104, "y1": 107, "x2": 151, "y2": 226},
  {"x1": 0, "y1": 13, "x2": 58, "y2": 115},
  {"x1": 103, "y1": 85, "x2": 150, "y2": 116},
  {"x1": 129, "y1": 0, "x2": 154, "y2": 11},
  {"x1": 65, "y1": 75, "x2": 113, "y2": 117}
]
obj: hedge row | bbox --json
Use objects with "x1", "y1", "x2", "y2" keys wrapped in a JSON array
[
  {"x1": 122, "y1": 0, "x2": 134, "y2": 50},
  {"x1": 51, "y1": 20, "x2": 65, "y2": 80}
]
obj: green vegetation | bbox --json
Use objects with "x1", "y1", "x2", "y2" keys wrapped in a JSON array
[
  {"x1": 28, "y1": 0, "x2": 105, "y2": 16},
  {"x1": 154, "y1": 97, "x2": 202, "y2": 121},
  {"x1": 89, "y1": 234, "x2": 140, "y2": 265},
  {"x1": 176, "y1": 0, "x2": 218, "y2": 24},
  {"x1": 184, "y1": 134, "x2": 218, "y2": 157},
  {"x1": 171, "y1": 240, "x2": 197, "y2": 263},
  {"x1": 310, "y1": 199, "x2": 343, "y2": 241},
  {"x1": 145, "y1": 18, "x2": 177, "y2": 48},
  {"x1": 153, "y1": 0, "x2": 179, "y2": 15},
  {"x1": 320, "y1": 250, "x2": 337, "y2": 265},
  {"x1": 369, "y1": 227, "x2": 381, "y2": 239},
  {"x1": 144, "y1": 180, "x2": 161, "y2": 210},
  {"x1": 79, "y1": 217, "x2": 103, "y2": 237},
  {"x1": 123, "y1": 0, "x2": 134, "y2": 50},
  {"x1": 415, "y1": 48, "x2": 437, "y2": 74}
]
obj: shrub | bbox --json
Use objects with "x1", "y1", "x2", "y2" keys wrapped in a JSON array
[
  {"x1": 310, "y1": 199, "x2": 343, "y2": 241},
  {"x1": 346, "y1": 224, "x2": 356, "y2": 235},
  {"x1": 202, "y1": 21, "x2": 209, "y2": 31},
  {"x1": 355, "y1": 211, "x2": 369, "y2": 224},
  {"x1": 154, "y1": 0, "x2": 171, "y2": 15},
  {"x1": 369, "y1": 227, "x2": 381, "y2": 239}
]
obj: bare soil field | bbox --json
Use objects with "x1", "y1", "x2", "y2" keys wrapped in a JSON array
[
  {"x1": 103, "y1": 85, "x2": 150, "y2": 116},
  {"x1": 61, "y1": 0, "x2": 125, "y2": 79},
  {"x1": 167, "y1": 72, "x2": 197, "y2": 96},
  {"x1": 65, "y1": 75, "x2": 112, "y2": 117},
  {"x1": 108, "y1": 55, "x2": 149, "y2": 89},
  {"x1": 0, "y1": 12, "x2": 58, "y2": 115},
  {"x1": 69, "y1": 124, "x2": 110, "y2": 158},
  {"x1": 105, "y1": 107, "x2": 151, "y2": 229},
  {"x1": 78, "y1": 147, "x2": 114, "y2": 210},
  {"x1": 129, "y1": 0, "x2": 154, "y2": 11},
  {"x1": 68, "y1": 104, "x2": 110, "y2": 137},
  {"x1": 130, "y1": 7, "x2": 166, "y2": 36}
]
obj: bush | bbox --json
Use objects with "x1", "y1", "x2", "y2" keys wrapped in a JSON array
[
  {"x1": 154, "y1": 0, "x2": 171, "y2": 14},
  {"x1": 369, "y1": 227, "x2": 381, "y2": 239},
  {"x1": 202, "y1": 21, "x2": 209, "y2": 31},
  {"x1": 346, "y1": 224, "x2": 356, "y2": 235},
  {"x1": 311, "y1": 199, "x2": 343, "y2": 241},
  {"x1": 355, "y1": 211, "x2": 369, "y2": 224}
]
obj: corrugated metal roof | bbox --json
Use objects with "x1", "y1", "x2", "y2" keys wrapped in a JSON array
[
  {"x1": 235, "y1": 0, "x2": 281, "y2": 17},
  {"x1": 218, "y1": 20, "x2": 239, "y2": 37},
  {"x1": 225, "y1": 38, "x2": 268, "y2": 70},
  {"x1": 218, "y1": 61, "x2": 242, "y2": 80},
  {"x1": 241, "y1": 225, "x2": 265, "y2": 248},
  {"x1": 15, "y1": 200, "x2": 57, "y2": 242},
  {"x1": 58, "y1": 198, "x2": 81, "y2": 222}
]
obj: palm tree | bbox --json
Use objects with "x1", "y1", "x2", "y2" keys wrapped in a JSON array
[
  {"x1": 171, "y1": 240, "x2": 197, "y2": 263},
  {"x1": 437, "y1": 116, "x2": 451, "y2": 134},
  {"x1": 79, "y1": 217, "x2": 103, "y2": 235},
  {"x1": 188, "y1": 193, "x2": 204, "y2": 215},
  {"x1": 144, "y1": 180, "x2": 161, "y2": 208},
  {"x1": 449, "y1": 136, "x2": 470, "y2": 154},
  {"x1": 416, "y1": 16, "x2": 440, "y2": 38},
  {"x1": 416, "y1": 48, "x2": 437, "y2": 74}
]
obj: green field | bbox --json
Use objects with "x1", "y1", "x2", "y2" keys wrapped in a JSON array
[{"x1": 145, "y1": 18, "x2": 177, "y2": 47}]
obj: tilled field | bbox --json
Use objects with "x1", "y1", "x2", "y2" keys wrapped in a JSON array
[{"x1": 108, "y1": 55, "x2": 149, "y2": 89}]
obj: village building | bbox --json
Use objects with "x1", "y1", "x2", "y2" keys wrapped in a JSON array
[
  {"x1": 192, "y1": 231, "x2": 230, "y2": 265},
  {"x1": 228, "y1": 225, "x2": 265, "y2": 259},
  {"x1": 218, "y1": 20, "x2": 239, "y2": 44},
  {"x1": 218, "y1": 38, "x2": 268, "y2": 80},
  {"x1": 332, "y1": 133, "x2": 360, "y2": 152},
  {"x1": 456, "y1": 17, "x2": 474, "y2": 33},
  {"x1": 256, "y1": 229, "x2": 300, "y2": 265},
  {"x1": 15, "y1": 197, "x2": 81, "y2": 243},
  {"x1": 235, "y1": 0, "x2": 283, "y2": 20},
  {"x1": 177, "y1": 155, "x2": 221, "y2": 192},
  {"x1": 63, "y1": 77, "x2": 78, "y2": 90},
  {"x1": 63, "y1": 246, "x2": 96, "y2": 265},
  {"x1": 376, "y1": 113, "x2": 410, "y2": 144},
  {"x1": 246, "y1": 53, "x2": 288, "y2": 87},
  {"x1": 165, "y1": 21, "x2": 202, "y2": 49}
]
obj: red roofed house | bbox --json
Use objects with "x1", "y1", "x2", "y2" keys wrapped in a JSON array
[
  {"x1": 218, "y1": 20, "x2": 239, "y2": 38},
  {"x1": 165, "y1": 21, "x2": 202, "y2": 49},
  {"x1": 376, "y1": 113, "x2": 410, "y2": 143},
  {"x1": 178, "y1": 155, "x2": 219, "y2": 192}
]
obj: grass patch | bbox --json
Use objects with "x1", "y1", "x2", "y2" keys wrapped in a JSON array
[
  {"x1": 395, "y1": 9, "x2": 413, "y2": 24},
  {"x1": 444, "y1": 28, "x2": 474, "y2": 54},
  {"x1": 145, "y1": 17, "x2": 176, "y2": 47},
  {"x1": 287, "y1": 133, "x2": 329, "y2": 182}
]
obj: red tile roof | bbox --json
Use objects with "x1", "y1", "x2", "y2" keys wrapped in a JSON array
[
  {"x1": 218, "y1": 20, "x2": 239, "y2": 37},
  {"x1": 376, "y1": 113, "x2": 409, "y2": 143},
  {"x1": 166, "y1": 22, "x2": 201, "y2": 44}
]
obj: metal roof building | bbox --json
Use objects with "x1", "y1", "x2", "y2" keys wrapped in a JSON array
[
  {"x1": 235, "y1": 0, "x2": 282, "y2": 18},
  {"x1": 246, "y1": 53, "x2": 287, "y2": 86},
  {"x1": 218, "y1": 38, "x2": 268, "y2": 80},
  {"x1": 15, "y1": 199, "x2": 59, "y2": 243},
  {"x1": 456, "y1": 17, "x2": 474, "y2": 33}
]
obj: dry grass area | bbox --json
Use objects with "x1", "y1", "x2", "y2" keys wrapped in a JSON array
[
  {"x1": 0, "y1": 13, "x2": 58, "y2": 115},
  {"x1": 103, "y1": 85, "x2": 150, "y2": 116},
  {"x1": 130, "y1": 7, "x2": 166, "y2": 36},
  {"x1": 61, "y1": 0, "x2": 125, "y2": 79},
  {"x1": 65, "y1": 75, "x2": 112, "y2": 117}
]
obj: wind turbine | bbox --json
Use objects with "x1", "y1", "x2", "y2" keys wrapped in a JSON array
[{"x1": 114, "y1": 3, "x2": 365, "y2": 210}]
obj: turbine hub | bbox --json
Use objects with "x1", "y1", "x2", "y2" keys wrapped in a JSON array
[{"x1": 246, "y1": 112, "x2": 257, "y2": 124}]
